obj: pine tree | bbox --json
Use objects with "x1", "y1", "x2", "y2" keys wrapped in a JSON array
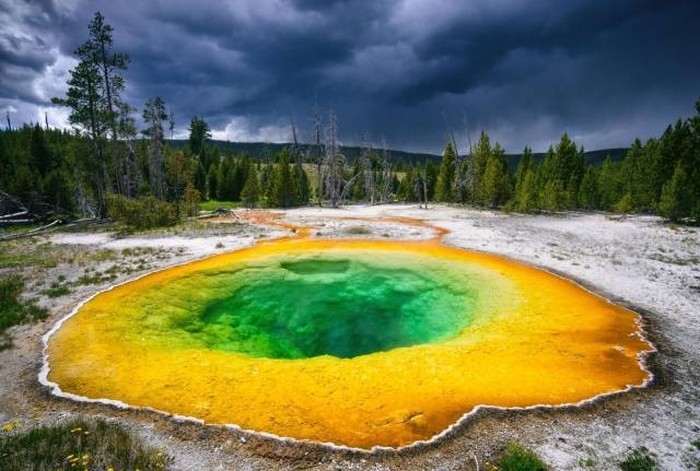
[
  {"x1": 658, "y1": 163, "x2": 689, "y2": 221},
  {"x1": 51, "y1": 11, "x2": 129, "y2": 216},
  {"x1": 516, "y1": 168, "x2": 537, "y2": 212},
  {"x1": 470, "y1": 131, "x2": 492, "y2": 205},
  {"x1": 206, "y1": 163, "x2": 218, "y2": 200},
  {"x1": 188, "y1": 117, "x2": 211, "y2": 158},
  {"x1": 425, "y1": 160, "x2": 438, "y2": 201},
  {"x1": 271, "y1": 150, "x2": 296, "y2": 208},
  {"x1": 180, "y1": 181, "x2": 201, "y2": 217},
  {"x1": 241, "y1": 165, "x2": 260, "y2": 208},
  {"x1": 598, "y1": 156, "x2": 623, "y2": 211},
  {"x1": 482, "y1": 144, "x2": 511, "y2": 208},
  {"x1": 435, "y1": 140, "x2": 456, "y2": 202},
  {"x1": 513, "y1": 146, "x2": 533, "y2": 210},
  {"x1": 578, "y1": 166, "x2": 599, "y2": 210},
  {"x1": 293, "y1": 160, "x2": 310, "y2": 204},
  {"x1": 623, "y1": 138, "x2": 658, "y2": 212}
]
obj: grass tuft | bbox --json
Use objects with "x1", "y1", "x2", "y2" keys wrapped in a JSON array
[
  {"x1": 619, "y1": 447, "x2": 657, "y2": 471},
  {"x1": 344, "y1": 225, "x2": 372, "y2": 235},
  {"x1": 0, "y1": 275, "x2": 48, "y2": 351},
  {"x1": 495, "y1": 443, "x2": 546, "y2": 471},
  {"x1": 0, "y1": 417, "x2": 171, "y2": 471}
]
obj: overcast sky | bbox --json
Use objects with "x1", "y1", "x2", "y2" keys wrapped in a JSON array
[{"x1": 1, "y1": 0, "x2": 698, "y2": 154}]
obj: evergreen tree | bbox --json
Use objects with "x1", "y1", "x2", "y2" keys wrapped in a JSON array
[
  {"x1": 293, "y1": 159, "x2": 310, "y2": 204},
  {"x1": 598, "y1": 156, "x2": 624, "y2": 211},
  {"x1": 623, "y1": 138, "x2": 658, "y2": 212},
  {"x1": 435, "y1": 140, "x2": 456, "y2": 202},
  {"x1": 51, "y1": 11, "x2": 129, "y2": 216},
  {"x1": 659, "y1": 163, "x2": 690, "y2": 221},
  {"x1": 192, "y1": 159, "x2": 207, "y2": 197},
  {"x1": 578, "y1": 166, "x2": 599, "y2": 210},
  {"x1": 180, "y1": 181, "x2": 201, "y2": 217},
  {"x1": 165, "y1": 151, "x2": 191, "y2": 204},
  {"x1": 536, "y1": 134, "x2": 585, "y2": 210},
  {"x1": 516, "y1": 168, "x2": 538, "y2": 212},
  {"x1": 425, "y1": 160, "x2": 438, "y2": 201},
  {"x1": 188, "y1": 117, "x2": 211, "y2": 157},
  {"x1": 271, "y1": 150, "x2": 296, "y2": 207},
  {"x1": 206, "y1": 162, "x2": 219, "y2": 200},
  {"x1": 470, "y1": 131, "x2": 492, "y2": 205},
  {"x1": 513, "y1": 146, "x2": 533, "y2": 210},
  {"x1": 482, "y1": 144, "x2": 511, "y2": 208},
  {"x1": 216, "y1": 157, "x2": 236, "y2": 201},
  {"x1": 241, "y1": 165, "x2": 261, "y2": 208},
  {"x1": 30, "y1": 124, "x2": 54, "y2": 177}
]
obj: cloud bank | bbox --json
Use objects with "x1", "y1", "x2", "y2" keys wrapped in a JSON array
[{"x1": 1, "y1": 0, "x2": 698, "y2": 153}]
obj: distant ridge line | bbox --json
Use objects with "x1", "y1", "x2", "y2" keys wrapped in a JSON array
[{"x1": 166, "y1": 139, "x2": 628, "y2": 167}]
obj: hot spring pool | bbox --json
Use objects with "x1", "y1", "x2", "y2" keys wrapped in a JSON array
[{"x1": 44, "y1": 238, "x2": 652, "y2": 449}]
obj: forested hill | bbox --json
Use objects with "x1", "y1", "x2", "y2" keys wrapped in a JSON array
[
  {"x1": 166, "y1": 139, "x2": 628, "y2": 168},
  {"x1": 165, "y1": 140, "x2": 440, "y2": 165}
]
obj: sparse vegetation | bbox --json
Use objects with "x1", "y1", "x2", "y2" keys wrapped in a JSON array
[
  {"x1": 493, "y1": 443, "x2": 546, "y2": 471},
  {"x1": 344, "y1": 225, "x2": 372, "y2": 235},
  {"x1": 107, "y1": 194, "x2": 178, "y2": 231},
  {"x1": 619, "y1": 447, "x2": 657, "y2": 471},
  {"x1": 44, "y1": 283, "x2": 71, "y2": 298},
  {"x1": 0, "y1": 417, "x2": 171, "y2": 471},
  {"x1": 0, "y1": 275, "x2": 48, "y2": 350}
]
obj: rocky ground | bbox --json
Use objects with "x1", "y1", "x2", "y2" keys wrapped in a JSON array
[{"x1": 1, "y1": 205, "x2": 698, "y2": 470}]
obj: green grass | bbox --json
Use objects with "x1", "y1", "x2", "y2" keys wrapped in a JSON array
[
  {"x1": 0, "y1": 252, "x2": 58, "y2": 269},
  {"x1": 0, "y1": 417, "x2": 171, "y2": 470},
  {"x1": 200, "y1": 200, "x2": 241, "y2": 211},
  {"x1": 44, "y1": 283, "x2": 72, "y2": 298},
  {"x1": 619, "y1": 447, "x2": 657, "y2": 471},
  {"x1": 495, "y1": 443, "x2": 547, "y2": 471},
  {"x1": 344, "y1": 225, "x2": 372, "y2": 235},
  {"x1": 74, "y1": 272, "x2": 117, "y2": 286},
  {"x1": 0, "y1": 275, "x2": 48, "y2": 351}
]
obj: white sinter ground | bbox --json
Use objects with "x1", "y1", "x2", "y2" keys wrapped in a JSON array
[
  {"x1": 1, "y1": 204, "x2": 697, "y2": 470},
  {"x1": 284, "y1": 204, "x2": 700, "y2": 470}
]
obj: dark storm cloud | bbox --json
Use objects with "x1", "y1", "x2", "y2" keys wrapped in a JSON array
[{"x1": 1, "y1": 0, "x2": 699, "y2": 152}]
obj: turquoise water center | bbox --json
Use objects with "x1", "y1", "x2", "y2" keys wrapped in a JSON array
[{"x1": 168, "y1": 251, "x2": 496, "y2": 359}]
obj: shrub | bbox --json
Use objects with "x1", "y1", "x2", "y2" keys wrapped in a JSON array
[
  {"x1": 495, "y1": 443, "x2": 547, "y2": 471},
  {"x1": 0, "y1": 417, "x2": 171, "y2": 470},
  {"x1": 619, "y1": 447, "x2": 657, "y2": 471},
  {"x1": 106, "y1": 194, "x2": 178, "y2": 230}
]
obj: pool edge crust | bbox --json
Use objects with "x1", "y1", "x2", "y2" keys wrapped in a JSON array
[{"x1": 42, "y1": 238, "x2": 655, "y2": 449}]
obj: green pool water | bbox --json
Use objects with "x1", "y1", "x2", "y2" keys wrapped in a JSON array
[{"x1": 173, "y1": 255, "x2": 481, "y2": 359}]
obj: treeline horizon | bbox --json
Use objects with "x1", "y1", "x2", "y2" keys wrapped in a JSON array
[{"x1": 0, "y1": 11, "x2": 698, "y2": 226}]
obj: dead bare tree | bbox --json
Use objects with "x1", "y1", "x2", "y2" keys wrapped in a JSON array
[
  {"x1": 412, "y1": 166, "x2": 428, "y2": 209},
  {"x1": 323, "y1": 109, "x2": 345, "y2": 207},
  {"x1": 168, "y1": 108, "x2": 175, "y2": 140},
  {"x1": 290, "y1": 114, "x2": 299, "y2": 160},
  {"x1": 313, "y1": 106, "x2": 324, "y2": 206},
  {"x1": 118, "y1": 103, "x2": 140, "y2": 197},
  {"x1": 376, "y1": 138, "x2": 394, "y2": 203},
  {"x1": 360, "y1": 136, "x2": 375, "y2": 204},
  {"x1": 143, "y1": 97, "x2": 168, "y2": 199}
]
